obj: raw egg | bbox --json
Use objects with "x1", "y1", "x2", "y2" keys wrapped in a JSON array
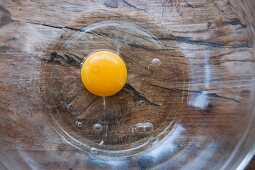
[{"x1": 81, "y1": 50, "x2": 127, "y2": 96}]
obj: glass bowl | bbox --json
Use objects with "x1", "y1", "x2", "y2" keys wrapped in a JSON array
[{"x1": 0, "y1": 0, "x2": 255, "y2": 169}]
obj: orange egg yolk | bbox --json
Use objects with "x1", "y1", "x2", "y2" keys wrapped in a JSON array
[{"x1": 81, "y1": 50, "x2": 127, "y2": 96}]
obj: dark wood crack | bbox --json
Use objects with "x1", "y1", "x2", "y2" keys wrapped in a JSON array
[
  {"x1": 13, "y1": 19, "x2": 251, "y2": 50},
  {"x1": 174, "y1": 36, "x2": 252, "y2": 48},
  {"x1": 43, "y1": 52, "x2": 82, "y2": 67},
  {"x1": 124, "y1": 84, "x2": 160, "y2": 106},
  {"x1": 122, "y1": 0, "x2": 146, "y2": 11},
  {"x1": 147, "y1": 82, "x2": 240, "y2": 103}
]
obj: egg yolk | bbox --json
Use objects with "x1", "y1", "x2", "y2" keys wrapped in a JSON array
[{"x1": 81, "y1": 50, "x2": 127, "y2": 96}]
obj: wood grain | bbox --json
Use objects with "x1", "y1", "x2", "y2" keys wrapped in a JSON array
[
  {"x1": 247, "y1": 157, "x2": 255, "y2": 170},
  {"x1": 0, "y1": 0, "x2": 255, "y2": 169}
]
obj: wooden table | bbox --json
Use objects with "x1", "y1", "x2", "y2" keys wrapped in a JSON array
[
  {"x1": 1, "y1": 0, "x2": 255, "y2": 169},
  {"x1": 247, "y1": 157, "x2": 255, "y2": 170}
]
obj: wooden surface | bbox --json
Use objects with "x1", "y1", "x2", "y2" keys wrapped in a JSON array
[
  {"x1": 0, "y1": 0, "x2": 255, "y2": 169},
  {"x1": 247, "y1": 157, "x2": 255, "y2": 170}
]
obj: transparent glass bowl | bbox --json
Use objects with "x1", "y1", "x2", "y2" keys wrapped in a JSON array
[{"x1": 0, "y1": 0, "x2": 255, "y2": 169}]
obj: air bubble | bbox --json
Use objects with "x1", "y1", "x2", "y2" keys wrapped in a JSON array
[
  {"x1": 66, "y1": 105, "x2": 73, "y2": 112},
  {"x1": 132, "y1": 123, "x2": 154, "y2": 135},
  {"x1": 152, "y1": 58, "x2": 161, "y2": 65},
  {"x1": 60, "y1": 101, "x2": 73, "y2": 112},
  {"x1": 90, "y1": 147, "x2": 97, "y2": 154},
  {"x1": 137, "y1": 126, "x2": 144, "y2": 134},
  {"x1": 93, "y1": 123, "x2": 103, "y2": 132},
  {"x1": 148, "y1": 58, "x2": 161, "y2": 69},
  {"x1": 145, "y1": 125, "x2": 154, "y2": 133},
  {"x1": 152, "y1": 58, "x2": 160, "y2": 63},
  {"x1": 75, "y1": 121, "x2": 83, "y2": 128}
]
